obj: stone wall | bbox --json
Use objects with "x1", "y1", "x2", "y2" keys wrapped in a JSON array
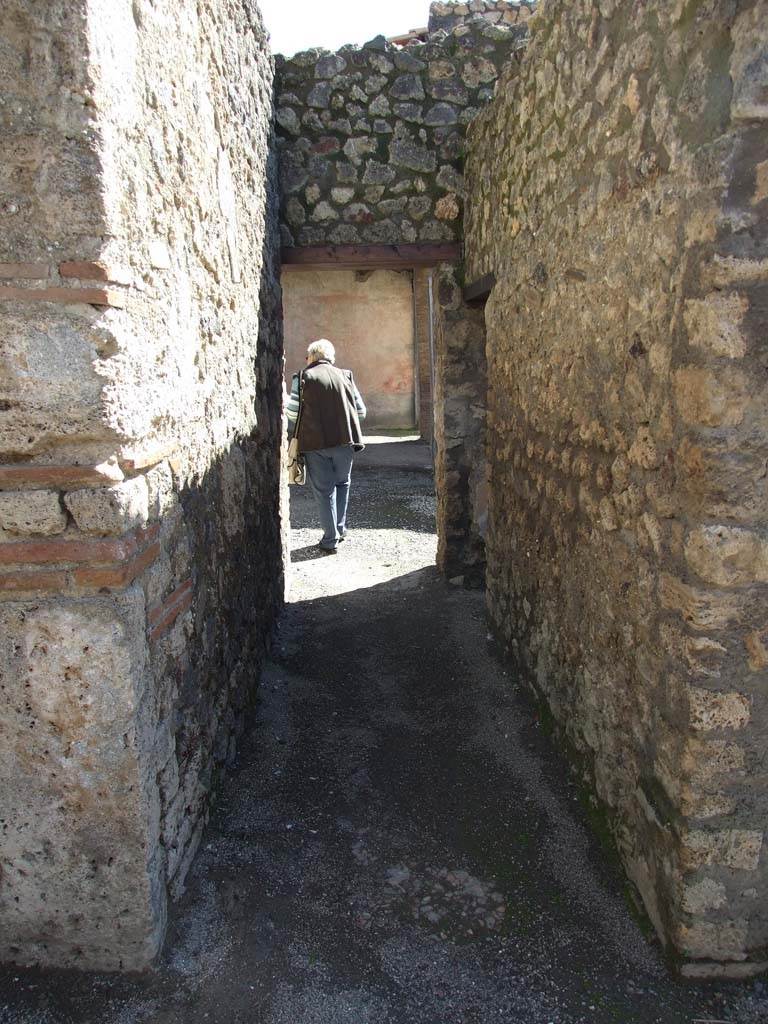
[
  {"x1": 274, "y1": 3, "x2": 532, "y2": 248},
  {"x1": 432, "y1": 267, "x2": 488, "y2": 586},
  {"x1": 465, "y1": 0, "x2": 768, "y2": 976},
  {"x1": 0, "y1": 0, "x2": 283, "y2": 970}
]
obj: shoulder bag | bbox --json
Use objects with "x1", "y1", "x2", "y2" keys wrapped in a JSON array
[{"x1": 286, "y1": 371, "x2": 306, "y2": 485}]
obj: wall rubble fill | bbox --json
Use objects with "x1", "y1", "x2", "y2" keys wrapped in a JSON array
[
  {"x1": 465, "y1": 0, "x2": 768, "y2": 976},
  {"x1": 0, "y1": 0, "x2": 283, "y2": 970}
]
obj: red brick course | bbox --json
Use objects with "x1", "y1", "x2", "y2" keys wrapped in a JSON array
[
  {"x1": 0, "y1": 263, "x2": 51, "y2": 279},
  {"x1": 73, "y1": 542, "x2": 161, "y2": 590},
  {"x1": 0, "y1": 285, "x2": 126, "y2": 308},
  {"x1": 0, "y1": 463, "x2": 124, "y2": 490},
  {"x1": 0, "y1": 523, "x2": 160, "y2": 567},
  {"x1": 0, "y1": 569, "x2": 71, "y2": 593},
  {"x1": 0, "y1": 522, "x2": 161, "y2": 596}
]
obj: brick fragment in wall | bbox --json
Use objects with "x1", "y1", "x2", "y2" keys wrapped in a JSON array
[
  {"x1": 462, "y1": 0, "x2": 768, "y2": 974},
  {"x1": 59, "y1": 261, "x2": 133, "y2": 285},
  {"x1": 148, "y1": 579, "x2": 194, "y2": 642}
]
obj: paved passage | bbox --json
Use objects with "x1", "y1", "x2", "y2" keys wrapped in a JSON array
[{"x1": 1, "y1": 439, "x2": 766, "y2": 1024}]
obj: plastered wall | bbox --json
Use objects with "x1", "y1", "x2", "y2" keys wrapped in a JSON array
[{"x1": 282, "y1": 269, "x2": 416, "y2": 429}]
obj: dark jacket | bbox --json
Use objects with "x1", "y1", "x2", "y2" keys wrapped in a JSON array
[{"x1": 296, "y1": 360, "x2": 365, "y2": 453}]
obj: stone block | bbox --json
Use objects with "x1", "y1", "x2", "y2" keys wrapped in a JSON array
[
  {"x1": 0, "y1": 490, "x2": 67, "y2": 536},
  {"x1": 435, "y1": 194, "x2": 461, "y2": 220},
  {"x1": 0, "y1": 462, "x2": 125, "y2": 491},
  {"x1": 681, "y1": 878, "x2": 727, "y2": 915},
  {"x1": 310, "y1": 201, "x2": 338, "y2": 222},
  {"x1": 460, "y1": 56, "x2": 497, "y2": 88},
  {"x1": 677, "y1": 919, "x2": 749, "y2": 961},
  {"x1": 364, "y1": 74, "x2": 388, "y2": 94},
  {"x1": 145, "y1": 462, "x2": 175, "y2": 520},
  {"x1": 730, "y1": 3, "x2": 768, "y2": 121},
  {"x1": 315, "y1": 54, "x2": 346, "y2": 79},
  {"x1": 681, "y1": 829, "x2": 763, "y2": 871},
  {"x1": 685, "y1": 526, "x2": 768, "y2": 587},
  {"x1": 0, "y1": 593, "x2": 166, "y2": 969},
  {"x1": 65, "y1": 477, "x2": 149, "y2": 537},
  {"x1": 673, "y1": 365, "x2": 749, "y2": 428},
  {"x1": 395, "y1": 51, "x2": 426, "y2": 72},
  {"x1": 390, "y1": 74, "x2": 426, "y2": 101},
  {"x1": 425, "y1": 102, "x2": 459, "y2": 126},
  {"x1": 362, "y1": 161, "x2": 396, "y2": 184},
  {"x1": 390, "y1": 136, "x2": 437, "y2": 172},
  {"x1": 369, "y1": 94, "x2": 391, "y2": 116},
  {"x1": 684, "y1": 293, "x2": 749, "y2": 359},
  {"x1": 343, "y1": 136, "x2": 377, "y2": 165},
  {"x1": 688, "y1": 688, "x2": 750, "y2": 731},
  {"x1": 307, "y1": 81, "x2": 333, "y2": 108},
  {"x1": 745, "y1": 627, "x2": 768, "y2": 671},
  {"x1": 276, "y1": 107, "x2": 300, "y2": 135}
]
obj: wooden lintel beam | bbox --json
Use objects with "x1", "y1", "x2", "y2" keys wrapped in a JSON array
[
  {"x1": 463, "y1": 272, "x2": 496, "y2": 305},
  {"x1": 281, "y1": 243, "x2": 461, "y2": 270}
]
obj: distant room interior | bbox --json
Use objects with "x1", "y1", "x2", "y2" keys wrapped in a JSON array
[{"x1": 282, "y1": 268, "x2": 418, "y2": 432}]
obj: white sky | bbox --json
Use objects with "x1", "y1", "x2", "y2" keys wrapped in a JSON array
[{"x1": 258, "y1": 0, "x2": 430, "y2": 57}]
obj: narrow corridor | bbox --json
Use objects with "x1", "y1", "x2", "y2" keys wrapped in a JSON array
[{"x1": 1, "y1": 440, "x2": 765, "y2": 1023}]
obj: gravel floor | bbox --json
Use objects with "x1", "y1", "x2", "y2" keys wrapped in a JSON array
[{"x1": 1, "y1": 438, "x2": 766, "y2": 1024}]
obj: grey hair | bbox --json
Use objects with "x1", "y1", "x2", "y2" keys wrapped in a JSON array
[{"x1": 307, "y1": 338, "x2": 336, "y2": 364}]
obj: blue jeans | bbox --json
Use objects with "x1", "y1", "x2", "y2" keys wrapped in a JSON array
[{"x1": 304, "y1": 445, "x2": 355, "y2": 549}]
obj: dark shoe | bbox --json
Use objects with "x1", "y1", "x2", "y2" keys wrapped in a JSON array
[
  {"x1": 338, "y1": 529, "x2": 347, "y2": 543},
  {"x1": 318, "y1": 543, "x2": 337, "y2": 554}
]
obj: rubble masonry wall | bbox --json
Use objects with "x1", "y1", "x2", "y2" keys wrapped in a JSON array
[
  {"x1": 274, "y1": 2, "x2": 533, "y2": 248},
  {"x1": 465, "y1": 0, "x2": 768, "y2": 975},
  {"x1": 0, "y1": 0, "x2": 283, "y2": 970}
]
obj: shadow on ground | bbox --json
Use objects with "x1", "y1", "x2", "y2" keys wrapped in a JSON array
[{"x1": 0, "y1": 439, "x2": 765, "y2": 1024}]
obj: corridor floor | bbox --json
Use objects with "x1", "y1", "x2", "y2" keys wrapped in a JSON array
[{"x1": 1, "y1": 439, "x2": 766, "y2": 1024}]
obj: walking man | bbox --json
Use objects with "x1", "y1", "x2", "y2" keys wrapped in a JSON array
[{"x1": 287, "y1": 339, "x2": 367, "y2": 553}]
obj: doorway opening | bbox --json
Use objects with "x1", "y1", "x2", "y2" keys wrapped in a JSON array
[{"x1": 281, "y1": 263, "x2": 437, "y2": 445}]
